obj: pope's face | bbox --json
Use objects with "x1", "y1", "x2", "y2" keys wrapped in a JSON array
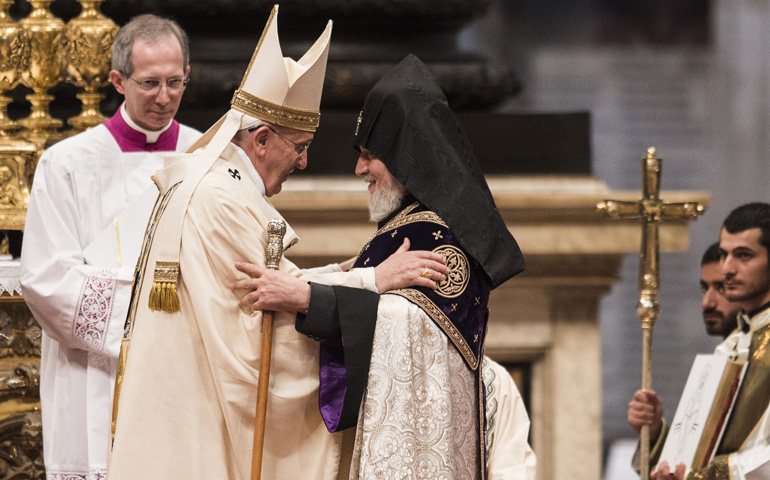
[
  {"x1": 720, "y1": 227, "x2": 770, "y2": 312},
  {"x1": 700, "y1": 261, "x2": 740, "y2": 338},
  {"x1": 257, "y1": 126, "x2": 310, "y2": 197},
  {"x1": 110, "y1": 34, "x2": 189, "y2": 131}
]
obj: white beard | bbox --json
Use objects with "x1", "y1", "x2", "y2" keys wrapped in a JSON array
[{"x1": 368, "y1": 178, "x2": 406, "y2": 222}]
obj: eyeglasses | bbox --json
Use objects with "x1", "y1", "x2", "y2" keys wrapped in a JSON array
[
  {"x1": 127, "y1": 76, "x2": 190, "y2": 91},
  {"x1": 266, "y1": 125, "x2": 310, "y2": 157}
]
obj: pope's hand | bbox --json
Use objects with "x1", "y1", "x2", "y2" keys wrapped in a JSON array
[
  {"x1": 231, "y1": 237, "x2": 450, "y2": 314},
  {"x1": 231, "y1": 263, "x2": 310, "y2": 314}
]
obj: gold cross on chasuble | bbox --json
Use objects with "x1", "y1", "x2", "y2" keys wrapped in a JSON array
[{"x1": 597, "y1": 147, "x2": 705, "y2": 480}]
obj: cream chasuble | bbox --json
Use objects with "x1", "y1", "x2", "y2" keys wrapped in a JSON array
[{"x1": 108, "y1": 145, "x2": 375, "y2": 480}]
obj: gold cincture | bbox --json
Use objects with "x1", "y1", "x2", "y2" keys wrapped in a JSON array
[
  {"x1": 597, "y1": 147, "x2": 705, "y2": 480},
  {"x1": 148, "y1": 261, "x2": 181, "y2": 312}
]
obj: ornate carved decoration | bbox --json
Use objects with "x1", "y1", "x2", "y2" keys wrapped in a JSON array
[
  {"x1": 0, "y1": 364, "x2": 40, "y2": 400},
  {"x1": 0, "y1": 413, "x2": 44, "y2": 480},
  {"x1": 0, "y1": 303, "x2": 42, "y2": 359},
  {"x1": 18, "y1": 0, "x2": 66, "y2": 147},
  {"x1": 0, "y1": 0, "x2": 30, "y2": 135}
]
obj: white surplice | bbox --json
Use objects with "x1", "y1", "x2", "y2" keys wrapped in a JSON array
[
  {"x1": 483, "y1": 356, "x2": 537, "y2": 480},
  {"x1": 20, "y1": 120, "x2": 199, "y2": 480}
]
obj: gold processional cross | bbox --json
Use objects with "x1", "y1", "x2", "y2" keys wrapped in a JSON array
[{"x1": 597, "y1": 147, "x2": 705, "y2": 480}]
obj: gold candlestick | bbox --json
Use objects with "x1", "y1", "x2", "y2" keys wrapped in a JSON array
[
  {"x1": 62, "y1": 0, "x2": 118, "y2": 132},
  {"x1": 0, "y1": 0, "x2": 37, "y2": 229},
  {"x1": 18, "y1": 0, "x2": 65, "y2": 147},
  {"x1": 0, "y1": 0, "x2": 30, "y2": 136}
]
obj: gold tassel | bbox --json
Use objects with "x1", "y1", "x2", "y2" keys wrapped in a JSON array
[{"x1": 148, "y1": 261, "x2": 180, "y2": 312}]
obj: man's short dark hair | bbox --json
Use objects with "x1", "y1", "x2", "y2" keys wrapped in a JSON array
[
  {"x1": 701, "y1": 242, "x2": 722, "y2": 266},
  {"x1": 722, "y1": 202, "x2": 770, "y2": 255}
]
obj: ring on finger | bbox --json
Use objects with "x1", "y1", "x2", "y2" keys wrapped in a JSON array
[{"x1": 420, "y1": 267, "x2": 431, "y2": 279}]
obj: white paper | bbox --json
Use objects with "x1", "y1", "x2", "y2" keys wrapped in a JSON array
[{"x1": 658, "y1": 354, "x2": 731, "y2": 469}]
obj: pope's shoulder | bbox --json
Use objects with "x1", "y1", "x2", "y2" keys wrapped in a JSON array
[{"x1": 193, "y1": 155, "x2": 257, "y2": 201}]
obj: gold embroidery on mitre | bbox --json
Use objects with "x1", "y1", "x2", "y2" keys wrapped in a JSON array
[
  {"x1": 231, "y1": 89, "x2": 320, "y2": 132},
  {"x1": 434, "y1": 245, "x2": 469, "y2": 298},
  {"x1": 148, "y1": 261, "x2": 180, "y2": 312}
]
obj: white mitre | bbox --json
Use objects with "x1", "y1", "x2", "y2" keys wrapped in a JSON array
[
  {"x1": 186, "y1": 4, "x2": 332, "y2": 160},
  {"x1": 143, "y1": 5, "x2": 332, "y2": 312}
]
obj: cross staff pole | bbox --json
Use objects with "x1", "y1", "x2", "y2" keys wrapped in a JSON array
[
  {"x1": 597, "y1": 147, "x2": 705, "y2": 480},
  {"x1": 250, "y1": 218, "x2": 287, "y2": 480}
]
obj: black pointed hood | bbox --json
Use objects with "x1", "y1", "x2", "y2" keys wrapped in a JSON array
[{"x1": 354, "y1": 54, "x2": 525, "y2": 289}]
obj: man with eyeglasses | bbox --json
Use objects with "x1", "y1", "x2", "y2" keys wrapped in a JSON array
[{"x1": 20, "y1": 14, "x2": 199, "y2": 480}]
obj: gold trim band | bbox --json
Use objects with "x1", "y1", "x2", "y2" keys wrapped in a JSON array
[{"x1": 231, "y1": 89, "x2": 320, "y2": 132}]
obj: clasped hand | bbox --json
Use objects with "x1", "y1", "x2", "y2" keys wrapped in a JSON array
[{"x1": 231, "y1": 238, "x2": 449, "y2": 314}]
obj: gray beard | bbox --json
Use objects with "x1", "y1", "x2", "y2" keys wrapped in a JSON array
[{"x1": 368, "y1": 181, "x2": 406, "y2": 222}]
